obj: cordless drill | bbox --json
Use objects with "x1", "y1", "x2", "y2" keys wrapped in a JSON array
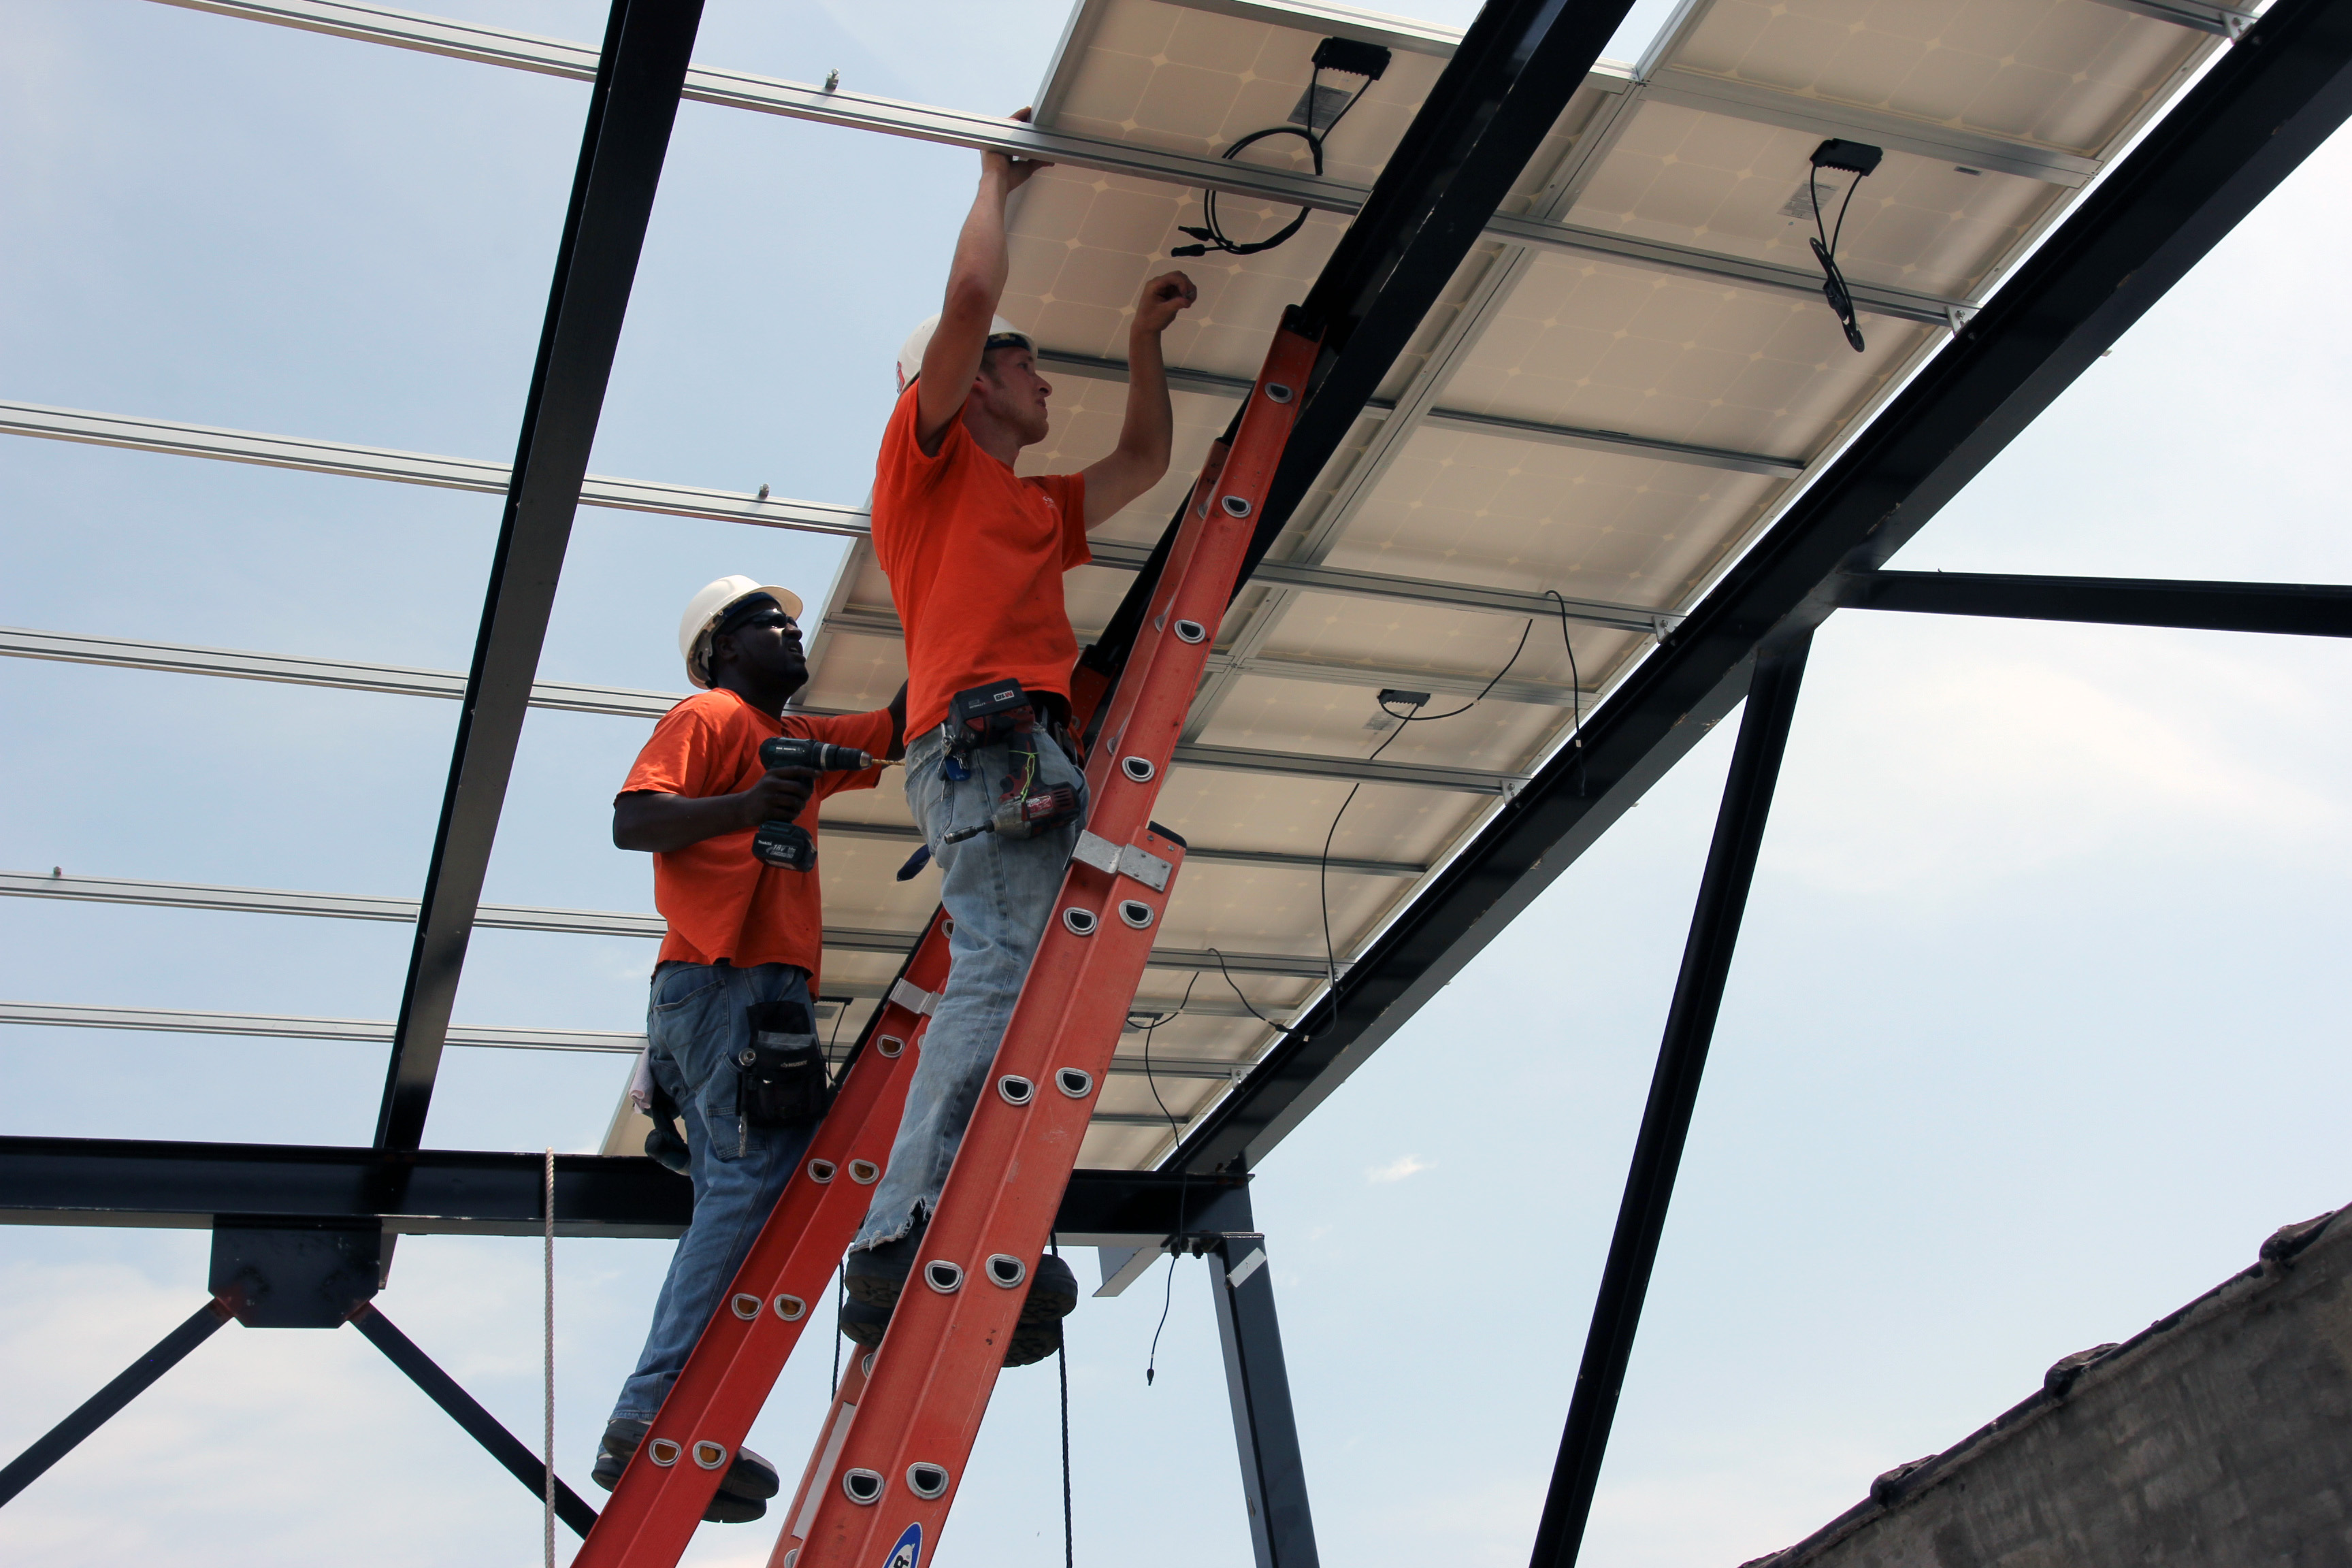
[{"x1": 751, "y1": 736, "x2": 877, "y2": 871}]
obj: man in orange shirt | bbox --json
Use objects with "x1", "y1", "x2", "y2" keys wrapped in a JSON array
[
  {"x1": 596, "y1": 574, "x2": 904, "y2": 1523},
  {"x1": 840, "y1": 110, "x2": 1196, "y2": 1359}
]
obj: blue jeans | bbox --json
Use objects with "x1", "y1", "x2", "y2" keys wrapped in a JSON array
[
  {"x1": 849, "y1": 726, "x2": 1087, "y2": 1252},
  {"x1": 610, "y1": 960, "x2": 819, "y2": 1423}
]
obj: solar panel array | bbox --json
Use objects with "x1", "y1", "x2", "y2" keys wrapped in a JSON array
[{"x1": 783, "y1": 0, "x2": 2220, "y2": 1166}]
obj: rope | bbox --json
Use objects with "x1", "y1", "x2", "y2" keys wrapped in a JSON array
[
  {"x1": 1054, "y1": 1235, "x2": 1073, "y2": 1568},
  {"x1": 543, "y1": 1147, "x2": 555, "y2": 1568}
]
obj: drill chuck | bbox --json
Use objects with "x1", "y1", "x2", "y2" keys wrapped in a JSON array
[{"x1": 760, "y1": 737, "x2": 875, "y2": 773}]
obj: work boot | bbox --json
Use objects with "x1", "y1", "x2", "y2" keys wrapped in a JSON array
[
  {"x1": 840, "y1": 1293, "x2": 1064, "y2": 1367},
  {"x1": 837, "y1": 1250, "x2": 1078, "y2": 1364},
  {"x1": 1020, "y1": 1252, "x2": 1079, "y2": 1328},
  {"x1": 842, "y1": 1216, "x2": 928, "y2": 1309},
  {"x1": 593, "y1": 1418, "x2": 780, "y2": 1522}
]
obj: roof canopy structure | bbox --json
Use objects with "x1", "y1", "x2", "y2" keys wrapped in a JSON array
[{"x1": 5, "y1": 0, "x2": 2350, "y2": 1559}]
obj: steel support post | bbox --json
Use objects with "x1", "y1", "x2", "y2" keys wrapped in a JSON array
[
  {"x1": 374, "y1": 0, "x2": 704, "y2": 1150},
  {"x1": 1207, "y1": 1205, "x2": 1320, "y2": 1568},
  {"x1": 1528, "y1": 632, "x2": 1812, "y2": 1568},
  {"x1": 350, "y1": 1303, "x2": 600, "y2": 1537},
  {"x1": 0, "y1": 1296, "x2": 233, "y2": 1507}
]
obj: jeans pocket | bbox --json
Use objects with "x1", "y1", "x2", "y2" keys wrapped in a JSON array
[
  {"x1": 696, "y1": 1072, "x2": 747, "y2": 1163},
  {"x1": 649, "y1": 968, "x2": 743, "y2": 1162}
]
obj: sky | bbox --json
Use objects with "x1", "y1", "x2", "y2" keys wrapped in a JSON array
[{"x1": 1, "y1": 1, "x2": 2347, "y2": 1566}]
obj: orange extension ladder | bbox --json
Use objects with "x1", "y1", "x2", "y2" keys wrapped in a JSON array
[
  {"x1": 581, "y1": 313, "x2": 1318, "y2": 1567},
  {"x1": 572, "y1": 911, "x2": 951, "y2": 1565},
  {"x1": 777, "y1": 317, "x2": 1316, "y2": 1568}
]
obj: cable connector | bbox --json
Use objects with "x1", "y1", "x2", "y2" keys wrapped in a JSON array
[{"x1": 1806, "y1": 139, "x2": 1882, "y2": 354}]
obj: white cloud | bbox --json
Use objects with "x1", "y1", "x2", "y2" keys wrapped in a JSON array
[
  {"x1": 1763, "y1": 626, "x2": 2347, "y2": 897},
  {"x1": 1367, "y1": 1154, "x2": 1433, "y2": 1183}
]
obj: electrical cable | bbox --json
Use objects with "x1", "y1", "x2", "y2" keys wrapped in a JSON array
[
  {"x1": 1322, "y1": 619, "x2": 1539, "y2": 990},
  {"x1": 1172, "y1": 62, "x2": 1375, "y2": 259},
  {"x1": 1139, "y1": 971, "x2": 1200, "y2": 1388},
  {"x1": 831, "y1": 1271, "x2": 844, "y2": 1396},
  {"x1": 1808, "y1": 163, "x2": 1869, "y2": 353},
  {"x1": 1541, "y1": 591, "x2": 1588, "y2": 794}
]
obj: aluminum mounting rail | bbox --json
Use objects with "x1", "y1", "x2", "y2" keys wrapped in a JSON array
[
  {"x1": 0, "y1": 870, "x2": 1334, "y2": 981},
  {"x1": 0, "y1": 623, "x2": 685, "y2": 719},
  {"x1": 1034, "y1": 350, "x2": 1808, "y2": 479},
  {"x1": 1637, "y1": 68, "x2": 2102, "y2": 186},
  {"x1": 0, "y1": 1002, "x2": 1244, "y2": 1101},
  {"x1": 1160, "y1": 0, "x2": 2252, "y2": 63},
  {"x1": 153, "y1": 0, "x2": 1971, "y2": 323},
  {"x1": 816, "y1": 604, "x2": 1601, "y2": 707},
  {"x1": 814, "y1": 819, "x2": 1420, "y2": 879},
  {"x1": 0, "y1": 399, "x2": 1647, "y2": 627},
  {"x1": 0, "y1": 623, "x2": 1526, "y2": 794}
]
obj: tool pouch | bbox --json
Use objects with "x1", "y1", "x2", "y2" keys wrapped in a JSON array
[{"x1": 736, "y1": 999, "x2": 830, "y2": 1127}]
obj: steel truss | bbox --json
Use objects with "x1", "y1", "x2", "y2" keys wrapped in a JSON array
[{"x1": 5, "y1": 0, "x2": 2349, "y2": 1560}]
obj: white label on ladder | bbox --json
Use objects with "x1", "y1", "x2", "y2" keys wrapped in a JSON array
[
  {"x1": 1072, "y1": 830, "x2": 1173, "y2": 893},
  {"x1": 1226, "y1": 1246, "x2": 1269, "y2": 1289},
  {"x1": 794, "y1": 1401, "x2": 859, "y2": 1541},
  {"x1": 889, "y1": 978, "x2": 938, "y2": 1016}
]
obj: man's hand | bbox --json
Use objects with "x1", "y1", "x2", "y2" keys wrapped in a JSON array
[
  {"x1": 1133, "y1": 271, "x2": 1198, "y2": 336},
  {"x1": 981, "y1": 107, "x2": 1051, "y2": 194},
  {"x1": 612, "y1": 768, "x2": 815, "y2": 853},
  {"x1": 1083, "y1": 274, "x2": 1196, "y2": 527},
  {"x1": 739, "y1": 766, "x2": 817, "y2": 830}
]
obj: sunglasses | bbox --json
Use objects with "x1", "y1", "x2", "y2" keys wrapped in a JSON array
[{"x1": 728, "y1": 609, "x2": 800, "y2": 634}]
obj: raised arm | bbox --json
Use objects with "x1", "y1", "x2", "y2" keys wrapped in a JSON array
[
  {"x1": 916, "y1": 109, "x2": 1051, "y2": 455},
  {"x1": 1082, "y1": 271, "x2": 1198, "y2": 528}
]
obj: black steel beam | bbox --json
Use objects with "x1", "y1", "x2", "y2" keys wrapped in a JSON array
[
  {"x1": 1208, "y1": 1206, "x2": 1320, "y2": 1568},
  {"x1": 1252, "y1": 0, "x2": 1642, "y2": 576},
  {"x1": 0, "y1": 1296, "x2": 231, "y2": 1507},
  {"x1": 0, "y1": 1135, "x2": 1235, "y2": 1243},
  {"x1": 1528, "y1": 633, "x2": 1811, "y2": 1568},
  {"x1": 1840, "y1": 569, "x2": 2352, "y2": 636},
  {"x1": 0, "y1": 1136, "x2": 693, "y2": 1238},
  {"x1": 1171, "y1": 0, "x2": 2352, "y2": 1179},
  {"x1": 376, "y1": 0, "x2": 704, "y2": 1151},
  {"x1": 351, "y1": 1304, "x2": 600, "y2": 1537}
]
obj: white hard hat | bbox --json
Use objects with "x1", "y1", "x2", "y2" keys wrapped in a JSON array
[
  {"x1": 679, "y1": 574, "x2": 805, "y2": 688},
  {"x1": 896, "y1": 313, "x2": 1034, "y2": 393}
]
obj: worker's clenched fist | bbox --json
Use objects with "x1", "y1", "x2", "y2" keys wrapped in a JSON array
[
  {"x1": 738, "y1": 766, "x2": 816, "y2": 831},
  {"x1": 1133, "y1": 271, "x2": 1198, "y2": 336}
]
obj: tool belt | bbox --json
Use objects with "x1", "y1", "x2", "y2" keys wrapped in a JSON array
[
  {"x1": 938, "y1": 679, "x2": 1073, "y2": 760},
  {"x1": 936, "y1": 679, "x2": 1083, "y2": 846},
  {"x1": 736, "y1": 998, "x2": 831, "y2": 1127}
]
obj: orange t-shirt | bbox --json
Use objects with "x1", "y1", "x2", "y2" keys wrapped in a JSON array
[
  {"x1": 872, "y1": 384, "x2": 1090, "y2": 733},
  {"x1": 617, "y1": 689, "x2": 894, "y2": 982}
]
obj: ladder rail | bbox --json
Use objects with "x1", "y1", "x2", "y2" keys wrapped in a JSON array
[
  {"x1": 770, "y1": 1342, "x2": 875, "y2": 1568},
  {"x1": 789, "y1": 320, "x2": 1320, "y2": 1568},
  {"x1": 574, "y1": 909, "x2": 951, "y2": 1564}
]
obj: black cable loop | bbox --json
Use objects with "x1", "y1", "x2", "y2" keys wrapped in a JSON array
[{"x1": 1173, "y1": 67, "x2": 1372, "y2": 259}]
